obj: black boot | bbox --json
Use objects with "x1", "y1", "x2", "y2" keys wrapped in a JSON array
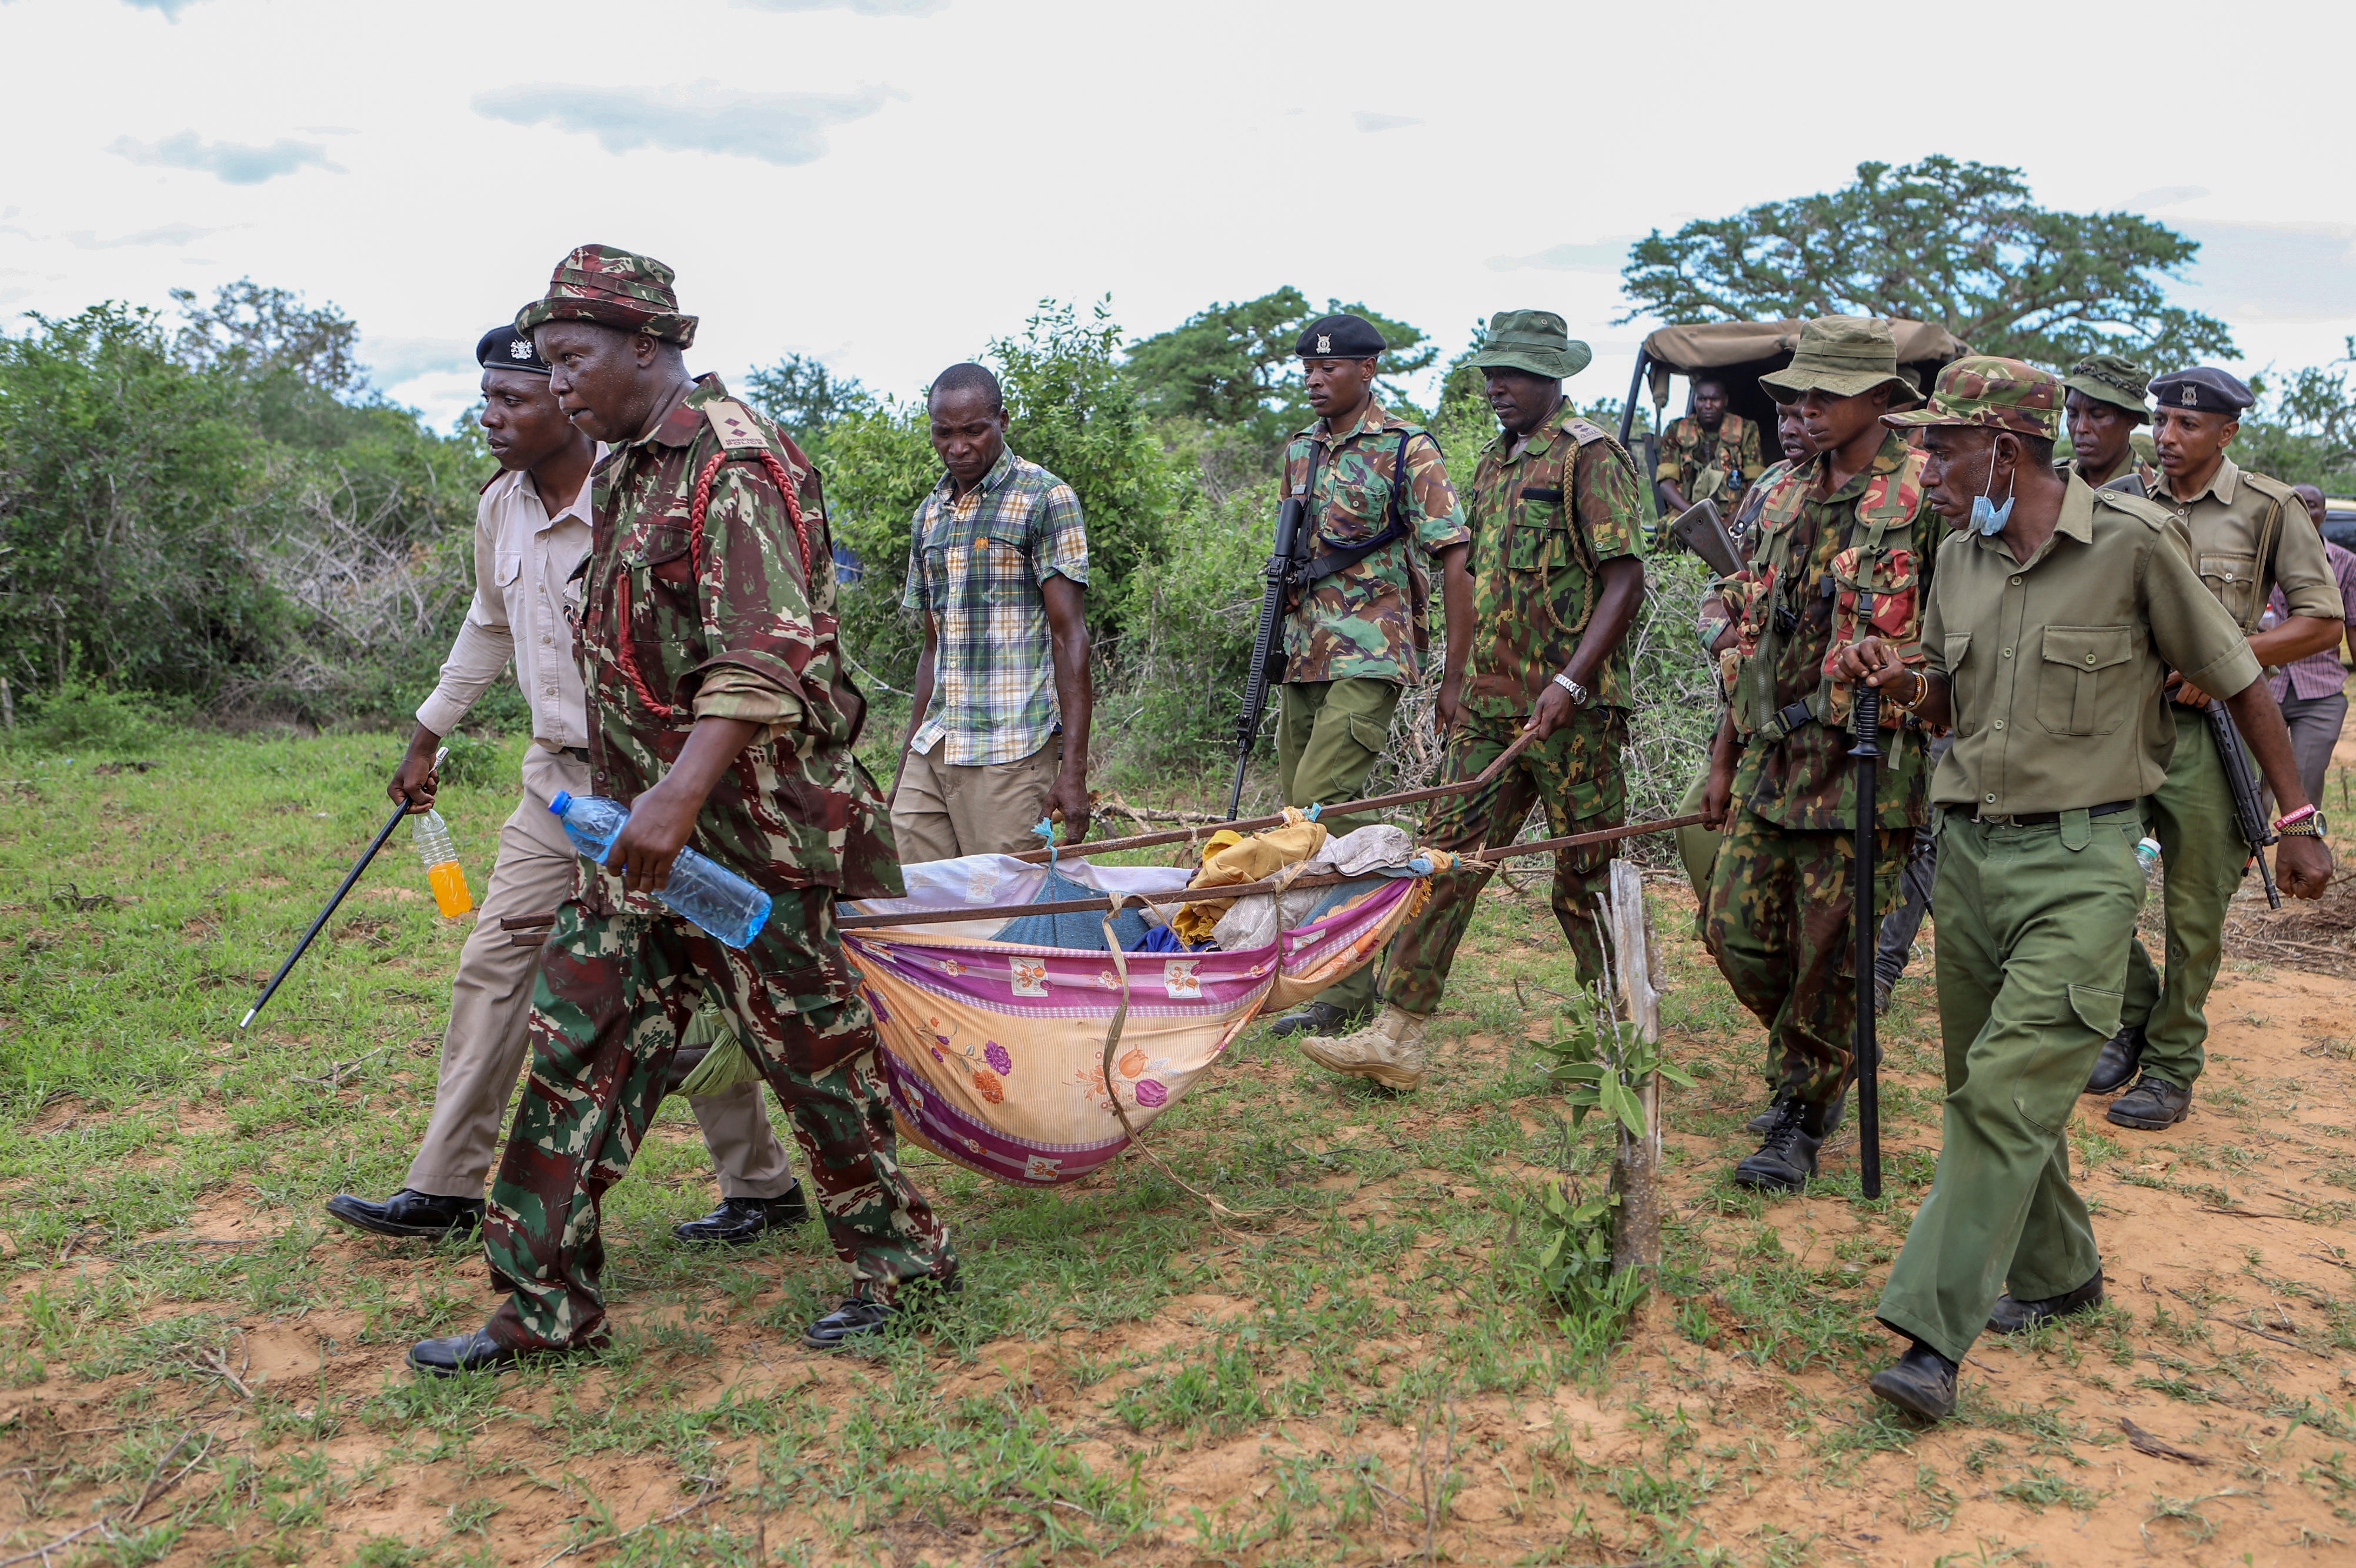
[
  {"x1": 1868, "y1": 1339, "x2": 1958, "y2": 1422},
  {"x1": 1988, "y1": 1270, "x2": 2105, "y2": 1335},
  {"x1": 2083, "y1": 1026, "x2": 2144, "y2": 1096},
  {"x1": 672, "y1": 1185, "x2": 810, "y2": 1245},
  {"x1": 1269, "y1": 1000, "x2": 1354, "y2": 1037},
  {"x1": 2107, "y1": 1073, "x2": 2191, "y2": 1129},
  {"x1": 802, "y1": 1275, "x2": 959, "y2": 1351},
  {"x1": 408, "y1": 1328, "x2": 594, "y2": 1377},
  {"x1": 326, "y1": 1189, "x2": 483, "y2": 1241},
  {"x1": 1746, "y1": 1089, "x2": 1847, "y2": 1137},
  {"x1": 1733, "y1": 1099, "x2": 1825, "y2": 1192}
]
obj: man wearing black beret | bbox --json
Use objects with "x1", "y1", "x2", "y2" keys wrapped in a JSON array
[
  {"x1": 326, "y1": 323, "x2": 810, "y2": 1253},
  {"x1": 2087, "y1": 365, "x2": 2347, "y2": 1127},
  {"x1": 1262, "y1": 312, "x2": 1473, "y2": 1042}
]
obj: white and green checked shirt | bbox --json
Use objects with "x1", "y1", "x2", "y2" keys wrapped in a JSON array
[{"x1": 900, "y1": 447, "x2": 1090, "y2": 766}]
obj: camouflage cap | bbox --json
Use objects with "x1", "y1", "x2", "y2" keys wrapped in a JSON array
[
  {"x1": 1881, "y1": 355, "x2": 2062, "y2": 442},
  {"x1": 1467, "y1": 309, "x2": 1593, "y2": 379},
  {"x1": 1758, "y1": 316, "x2": 1911, "y2": 404},
  {"x1": 2061, "y1": 352, "x2": 2152, "y2": 422},
  {"x1": 515, "y1": 244, "x2": 698, "y2": 349}
]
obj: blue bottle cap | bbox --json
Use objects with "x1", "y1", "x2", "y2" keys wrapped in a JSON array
[{"x1": 549, "y1": 790, "x2": 572, "y2": 815}]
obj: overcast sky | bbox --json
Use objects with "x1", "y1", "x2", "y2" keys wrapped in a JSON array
[{"x1": 6, "y1": 0, "x2": 2356, "y2": 435}]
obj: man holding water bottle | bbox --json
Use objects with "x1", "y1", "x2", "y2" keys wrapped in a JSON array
[
  {"x1": 326, "y1": 325, "x2": 806, "y2": 1251},
  {"x1": 407, "y1": 248, "x2": 956, "y2": 1375}
]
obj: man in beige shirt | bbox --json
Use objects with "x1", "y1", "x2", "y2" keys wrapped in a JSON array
[
  {"x1": 1836, "y1": 358, "x2": 2329, "y2": 1421},
  {"x1": 2086, "y1": 366, "x2": 2347, "y2": 1127},
  {"x1": 324, "y1": 325, "x2": 803, "y2": 1247}
]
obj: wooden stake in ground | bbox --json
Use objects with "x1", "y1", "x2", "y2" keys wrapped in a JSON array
[{"x1": 1600, "y1": 860, "x2": 1663, "y2": 1282}]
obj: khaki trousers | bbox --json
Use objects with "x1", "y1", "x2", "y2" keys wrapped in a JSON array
[
  {"x1": 1277, "y1": 678, "x2": 1403, "y2": 1016},
  {"x1": 890, "y1": 736, "x2": 1062, "y2": 863},
  {"x1": 404, "y1": 745, "x2": 796, "y2": 1201}
]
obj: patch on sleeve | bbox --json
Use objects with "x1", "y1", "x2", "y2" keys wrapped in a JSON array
[{"x1": 701, "y1": 399, "x2": 767, "y2": 452}]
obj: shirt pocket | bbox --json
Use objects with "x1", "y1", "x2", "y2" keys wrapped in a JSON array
[
  {"x1": 973, "y1": 525, "x2": 1035, "y2": 605},
  {"x1": 621, "y1": 523, "x2": 701, "y2": 664},
  {"x1": 2034, "y1": 625, "x2": 2136, "y2": 737},
  {"x1": 1508, "y1": 486, "x2": 1570, "y2": 572},
  {"x1": 2197, "y1": 551, "x2": 2261, "y2": 628},
  {"x1": 493, "y1": 551, "x2": 523, "y2": 589},
  {"x1": 1317, "y1": 469, "x2": 1392, "y2": 548}
]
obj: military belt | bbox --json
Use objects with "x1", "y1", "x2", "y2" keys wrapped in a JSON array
[{"x1": 1973, "y1": 799, "x2": 2134, "y2": 828}]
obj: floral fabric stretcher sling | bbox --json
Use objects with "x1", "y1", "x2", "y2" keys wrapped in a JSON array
[{"x1": 838, "y1": 852, "x2": 1427, "y2": 1187}]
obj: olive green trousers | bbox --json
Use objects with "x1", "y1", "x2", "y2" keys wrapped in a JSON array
[
  {"x1": 1277, "y1": 677, "x2": 1403, "y2": 1017},
  {"x1": 1877, "y1": 808, "x2": 2144, "y2": 1365},
  {"x1": 2119, "y1": 716, "x2": 2245, "y2": 1090}
]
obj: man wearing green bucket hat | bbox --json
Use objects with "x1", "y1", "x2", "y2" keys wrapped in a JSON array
[
  {"x1": 1831, "y1": 355, "x2": 2329, "y2": 1420},
  {"x1": 1299, "y1": 311, "x2": 1646, "y2": 1090},
  {"x1": 1701, "y1": 318, "x2": 1940, "y2": 1191},
  {"x1": 2060, "y1": 352, "x2": 2159, "y2": 496}
]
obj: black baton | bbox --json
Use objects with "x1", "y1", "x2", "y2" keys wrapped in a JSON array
[{"x1": 1850, "y1": 642, "x2": 1884, "y2": 1200}]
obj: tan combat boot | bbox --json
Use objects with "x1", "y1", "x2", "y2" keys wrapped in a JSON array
[{"x1": 1297, "y1": 1004, "x2": 1430, "y2": 1090}]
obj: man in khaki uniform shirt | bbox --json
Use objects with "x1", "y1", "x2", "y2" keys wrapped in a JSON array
[
  {"x1": 1836, "y1": 358, "x2": 2330, "y2": 1422},
  {"x1": 2087, "y1": 366, "x2": 2346, "y2": 1128},
  {"x1": 324, "y1": 326, "x2": 805, "y2": 1247}
]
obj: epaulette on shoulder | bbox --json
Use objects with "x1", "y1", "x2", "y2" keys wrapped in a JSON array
[
  {"x1": 1563, "y1": 416, "x2": 1613, "y2": 446},
  {"x1": 2091, "y1": 487, "x2": 2174, "y2": 531},
  {"x1": 701, "y1": 398, "x2": 769, "y2": 453},
  {"x1": 2238, "y1": 467, "x2": 2301, "y2": 503}
]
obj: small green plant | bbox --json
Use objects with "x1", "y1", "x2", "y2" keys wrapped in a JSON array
[{"x1": 1537, "y1": 982, "x2": 1696, "y2": 1139}]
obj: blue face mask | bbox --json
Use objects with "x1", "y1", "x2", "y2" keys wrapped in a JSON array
[{"x1": 1970, "y1": 453, "x2": 2015, "y2": 536}]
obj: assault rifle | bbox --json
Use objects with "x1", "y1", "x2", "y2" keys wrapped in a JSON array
[
  {"x1": 1667, "y1": 499, "x2": 1744, "y2": 578},
  {"x1": 2205, "y1": 699, "x2": 2282, "y2": 909},
  {"x1": 1226, "y1": 449, "x2": 1318, "y2": 819}
]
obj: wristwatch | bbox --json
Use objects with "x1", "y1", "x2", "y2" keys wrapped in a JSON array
[
  {"x1": 1551, "y1": 672, "x2": 1589, "y2": 706},
  {"x1": 2276, "y1": 810, "x2": 2328, "y2": 839}
]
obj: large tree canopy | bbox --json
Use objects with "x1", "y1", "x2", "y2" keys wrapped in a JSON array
[
  {"x1": 1618, "y1": 157, "x2": 2236, "y2": 368},
  {"x1": 1126, "y1": 286, "x2": 1434, "y2": 449}
]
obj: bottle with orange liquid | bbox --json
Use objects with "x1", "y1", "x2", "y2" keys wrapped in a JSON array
[{"x1": 411, "y1": 809, "x2": 473, "y2": 917}]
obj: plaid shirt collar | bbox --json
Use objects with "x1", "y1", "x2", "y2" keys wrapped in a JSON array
[{"x1": 931, "y1": 444, "x2": 1019, "y2": 507}]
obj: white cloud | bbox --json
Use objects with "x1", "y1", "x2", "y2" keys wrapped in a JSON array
[
  {"x1": 359, "y1": 334, "x2": 474, "y2": 389},
  {"x1": 2128, "y1": 185, "x2": 2210, "y2": 210},
  {"x1": 66, "y1": 222, "x2": 218, "y2": 249},
  {"x1": 107, "y1": 131, "x2": 335, "y2": 185},
  {"x1": 1487, "y1": 240, "x2": 1633, "y2": 274},
  {"x1": 2178, "y1": 219, "x2": 2356, "y2": 322},
  {"x1": 475, "y1": 81, "x2": 903, "y2": 166},
  {"x1": 732, "y1": 0, "x2": 949, "y2": 12},
  {"x1": 123, "y1": 0, "x2": 203, "y2": 16},
  {"x1": 1354, "y1": 112, "x2": 1420, "y2": 133}
]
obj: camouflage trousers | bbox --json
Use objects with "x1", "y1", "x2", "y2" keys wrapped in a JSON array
[
  {"x1": 482, "y1": 890, "x2": 954, "y2": 1352},
  {"x1": 1384, "y1": 706, "x2": 1628, "y2": 1013},
  {"x1": 1704, "y1": 805, "x2": 1909, "y2": 1107}
]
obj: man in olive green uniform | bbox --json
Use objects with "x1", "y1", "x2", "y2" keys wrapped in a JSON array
[
  {"x1": 1264, "y1": 313, "x2": 1471, "y2": 1039},
  {"x1": 2061, "y1": 353, "x2": 2160, "y2": 496},
  {"x1": 2088, "y1": 366, "x2": 2346, "y2": 1128},
  {"x1": 1299, "y1": 311, "x2": 1644, "y2": 1089},
  {"x1": 1656, "y1": 376, "x2": 1764, "y2": 521},
  {"x1": 1700, "y1": 318, "x2": 1939, "y2": 1190},
  {"x1": 1834, "y1": 358, "x2": 2331, "y2": 1421}
]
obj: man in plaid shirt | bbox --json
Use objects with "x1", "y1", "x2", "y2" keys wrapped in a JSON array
[{"x1": 892, "y1": 362, "x2": 1094, "y2": 860}]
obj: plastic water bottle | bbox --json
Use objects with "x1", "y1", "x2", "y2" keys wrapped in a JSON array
[
  {"x1": 411, "y1": 810, "x2": 473, "y2": 918},
  {"x1": 2137, "y1": 836, "x2": 2163, "y2": 873},
  {"x1": 548, "y1": 790, "x2": 772, "y2": 946}
]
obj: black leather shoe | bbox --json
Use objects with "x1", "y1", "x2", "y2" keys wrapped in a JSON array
[
  {"x1": 1733, "y1": 1100, "x2": 1824, "y2": 1192},
  {"x1": 1749, "y1": 1087, "x2": 1848, "y2": 1136},
  {"x1": 1269, "y1": 1000, "x2": 1354, "y2": 1037},
  {"x1": 326, "y1": 1189, "x2": 483, "y2": 1240},
  {"x1": 672, "y1": 1185, "x2": 810, "y2": 1245},
  {"x1": 2084, "y1": 1026, "x2": 2145, "y2": 1096},
  {"x1": 408, "y1": 1329, "x2": 566, "y2": 1377},
  {"x1": 1868, "y1": 1339, "x2": 1958, "y2": 1422},
  {"x1": 2108, "y1": 1073, "x2": 2192, "y2": 1129},
  {"x1": 1988, "y1": 1270, "x2": 2105, "y2": 1335},
  {"x1": 802, "y1": 1297, "x2": 895, "y2": 1350}
]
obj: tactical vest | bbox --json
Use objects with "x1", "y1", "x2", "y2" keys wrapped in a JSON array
[
  {"x1": 1691, "y1": 411, "x2": 1751, "y2": 500},
  {"x1": 1732, "y1": 447, "x2": 1928, "y2": 741}
]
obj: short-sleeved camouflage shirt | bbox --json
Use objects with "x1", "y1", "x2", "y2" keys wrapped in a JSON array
[
  {"x1": 1657, "y1": 412, "x2": 1763, "y2": 506},
  {"x1": 1727, "y1": 431, "x2": 1943, "y2": 833},
  {"x1": 1280, "y1": 402, "x2": 1470, "y2": 685},
  {"x1": 1461, "y1": 404, "x2": 1646, "y2": 715},
  {"x1": 578, "y1": 375, "x2": 901, "y2": 912}
]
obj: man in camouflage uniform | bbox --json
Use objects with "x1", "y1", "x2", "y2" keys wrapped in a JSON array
[
  {"x1": 1299, "y1": 311, "x2": 1645, "y2": 1090},
  {"x1": 1263, "y1": 312, "x2": 1471, "y2": 1039},
  {"x1": 1701, "y1": 318, "x2": 1940, "y2": 1191},
  {"x1": 1654, "y1": 376, "x2": 1763, "y2": 544},
  {"x1": 2062, "y1": 353, "x2": 2160, "y2": 496},
  {"x1": 2084, "y1": 366, "x2": 2346, "y2": 1127},
  {"x1": 407, "y1": 248, "x2": 955, "y2": 1376}
]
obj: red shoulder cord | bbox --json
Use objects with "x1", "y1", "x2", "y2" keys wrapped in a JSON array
[{"x1": 613, "y1": 448, "x2": 819, "y2": 723}]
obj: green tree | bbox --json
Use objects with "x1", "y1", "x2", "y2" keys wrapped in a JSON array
[
  {"x1": 2231, "y1": 339, "x2": 2356, "y2": 493},
  {"x1": 742, "y1": 352, "x2": 873, "y2": 455},
  {"x1": 1126, "y1": 286, "x2": 1436, "y2": 452},
  {"x1": 1619, "y1": 157, "x2": 2236, "y2": 366}
]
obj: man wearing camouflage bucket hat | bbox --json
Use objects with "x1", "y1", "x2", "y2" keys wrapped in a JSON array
[
  {"x1": 1299, "y1": 310, "x2": 1647, "y2": 1090},
  {"x1": 2061, "y1": 352, "x2": 2159, "y2": 496},
  {"x1": 1831, "y1": 356, "x2": 2330, "y2": 1420},
  {"x1": 2083, "y1": 365, "x2": 2347, "y2": 1129},
  {"x1": 1699, "y1": 318, "x2": 1941, "y2": 1193},
  {"x1": 406, "y1": 246, "x2": 957, "y2": 1376}
]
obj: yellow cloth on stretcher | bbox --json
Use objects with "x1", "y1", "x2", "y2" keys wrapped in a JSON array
[{"x1": 1171, "y1": 809, "x2": 1329, "y2": 945}]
